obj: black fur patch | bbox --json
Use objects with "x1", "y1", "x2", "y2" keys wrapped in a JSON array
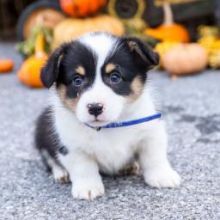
[
  {"x1": 35, "y1": 107, "x2": 67, "y2": 168},
  {"x1": 101, "y1": 37, "x2": 159, "y2": 96},
  {"x1": 41, "y1": 41, "x2": 97, "y2": 98}
]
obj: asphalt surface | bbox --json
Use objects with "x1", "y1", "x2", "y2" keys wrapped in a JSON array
[{"x1": 0, "y1": 42, "x2": 220, "y2": 220}]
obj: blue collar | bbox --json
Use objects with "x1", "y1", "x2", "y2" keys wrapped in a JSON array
[{"x1": 86, "y1": 113, "x2": 162, "y2": 131}]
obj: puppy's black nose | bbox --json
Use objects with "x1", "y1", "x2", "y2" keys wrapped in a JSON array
[{"x1": 87, "y1": 103, "x2": 103, "y2": 117}]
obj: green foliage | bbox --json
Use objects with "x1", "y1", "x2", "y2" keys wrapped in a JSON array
[{"x1": 16, "y1": 25, "x2": 53, "y2": 57}]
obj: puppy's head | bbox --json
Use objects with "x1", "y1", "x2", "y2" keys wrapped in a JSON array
[{"x1": 41, "y1": 32, "x2": 159, "y2": 126}]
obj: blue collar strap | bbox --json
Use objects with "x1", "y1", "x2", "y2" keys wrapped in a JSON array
[{"x1": 86, "y1": 113, "x2": 162, "y2": 131}]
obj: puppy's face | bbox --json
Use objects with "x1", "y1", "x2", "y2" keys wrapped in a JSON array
[{"x1": 41, "y1": 33, "x2": 159, "y2": 126}]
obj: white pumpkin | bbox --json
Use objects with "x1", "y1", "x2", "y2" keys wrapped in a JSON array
[{"x1": 161, "y1": 43, "x2": 208, "y2": 75}]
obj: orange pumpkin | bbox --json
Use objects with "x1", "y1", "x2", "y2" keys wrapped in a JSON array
[
  {"x1": 60, "y1": 0, "x2": 107, "y2": 17},
  {"x1": 144, "y1": 1, "x2": 189, "y2": 43},
  {"x1": 17, "y1": 33, "x2": 47, "y2": 88}
]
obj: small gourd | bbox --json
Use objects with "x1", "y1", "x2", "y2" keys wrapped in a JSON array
[{"x1": 0, "y1": 59, "x2": 14, "y2": 73}]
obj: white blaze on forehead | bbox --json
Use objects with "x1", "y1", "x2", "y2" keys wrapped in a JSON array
[
  {"x1": 79, "y1": 33, "x2": 118, "y2": 69},
  {"x1": 79, "y1": 33, "x2": 119, "y2": 91}
]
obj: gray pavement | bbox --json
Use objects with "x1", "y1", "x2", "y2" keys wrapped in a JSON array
[{"x1": 0, "y1": 43, "x2": 220, "y2": 220}]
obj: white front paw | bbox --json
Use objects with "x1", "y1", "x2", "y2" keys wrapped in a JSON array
[
  {"x1": 144, "y1": 166, "x2": 181, "y2": 188},
  {"x1": 72, "y1": 178, "x2": 105, "y2": 200}
]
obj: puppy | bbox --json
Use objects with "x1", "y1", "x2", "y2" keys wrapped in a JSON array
[{"x1": 35, "y1": 32, "x2": 180, "y2": 200}]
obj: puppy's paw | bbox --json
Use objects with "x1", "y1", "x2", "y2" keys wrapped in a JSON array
[
  {"x1": 119, "y1": 161, "x2": 140, "y2": 176},
  {"x1": 144, "y1": 167, "x2": 181, "y2": 188},
  {"x1": 72, "y1": 178, "x2": 105, "y2": 200},
  {"x1": 52, "y1": 166, "x2": 69, "y2": 184}
]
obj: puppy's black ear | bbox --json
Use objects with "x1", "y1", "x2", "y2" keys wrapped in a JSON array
[
  {"x1": 125, "y1": 37, "x2": 159, "y2": 70},
  {"x1": 41, "y1": 44, "x2": 67, "y2": 88}
]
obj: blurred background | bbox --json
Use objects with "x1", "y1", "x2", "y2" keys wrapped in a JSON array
[
  {"x1": 1, "y1": 1, "x2": 220, "y2": 218},
  {"x1": 0, "y1": 0, "x2": 219, "y2": 81}
]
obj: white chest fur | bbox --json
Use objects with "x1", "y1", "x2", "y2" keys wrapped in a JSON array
[{"x1": 54, "y1": 109, "x2": 143, "y2": 173}]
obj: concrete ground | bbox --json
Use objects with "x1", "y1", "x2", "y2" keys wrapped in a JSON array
[{"x1": 0, "y1": 42, "x2": 219, "y2": 220}]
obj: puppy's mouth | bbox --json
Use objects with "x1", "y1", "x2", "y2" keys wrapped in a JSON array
[{"x1": 86, "y1": 118, "x2": 110, "y2": 127}]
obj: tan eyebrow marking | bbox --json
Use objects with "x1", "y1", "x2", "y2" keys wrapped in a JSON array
[
  {"x1": 75, "y1": 66, "x2": 85, "y2": 76},
  {"x1": 105, "y1": 63, "x2": 116, "y2": 74}
]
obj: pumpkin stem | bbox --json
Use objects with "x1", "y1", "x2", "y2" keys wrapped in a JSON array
[
  {"x1": 162, "y1": 1, "x2": 174, "y2": 25},
  {"x1": 35, "y1": 33, "x2": 45, "y2": 56}
]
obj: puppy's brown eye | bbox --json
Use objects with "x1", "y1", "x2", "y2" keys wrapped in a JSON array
[
  {"x1": 73, "y1": 75, "x2": 84, "y2": 87},
  {"x1": 110, "y1": 72, "x2": 122, "y2": 85}
]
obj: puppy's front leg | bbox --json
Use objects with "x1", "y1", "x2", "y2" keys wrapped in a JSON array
[
  {"x1": 139, "y1": 122, "x2": 181, "y2": 188},
  {"x1": 60, "y1": 152, "x2": 104, "y2": 200}
]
